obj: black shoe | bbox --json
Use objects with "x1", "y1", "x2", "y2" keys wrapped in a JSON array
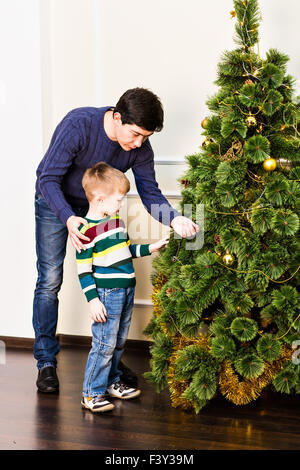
[
  {"x1": 119, "y1": 361, "x2": 138, "y2": 388},
  {"x1": 36, "y1": 366, "x2": 59, "y2": 393}
]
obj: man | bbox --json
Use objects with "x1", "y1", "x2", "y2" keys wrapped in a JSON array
[{"x1": 34, "y1": 87, "x2": 199, "y2": 393}]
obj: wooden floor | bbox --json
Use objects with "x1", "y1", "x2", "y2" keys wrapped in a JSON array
[{"x1": 0, "y1": 345, "x2": 299, "y2": 451}]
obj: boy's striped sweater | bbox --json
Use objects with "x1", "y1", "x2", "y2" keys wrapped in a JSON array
[{"x1": 76, "y1": 214, "x2": 151, "y2": 301}]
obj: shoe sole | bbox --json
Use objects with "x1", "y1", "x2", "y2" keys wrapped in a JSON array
[
  {"x1": 37, "y1": 386, "x2": 59, "y2": 393},
  {"x1": 81, "y1": 400, "x2": 114, "y2": 413},
  {"x1": 108, "y1": 389, "x2": 141, "y2": 400}
]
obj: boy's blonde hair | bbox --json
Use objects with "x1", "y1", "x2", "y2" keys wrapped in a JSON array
[{"x1": 82, "y1": 162, "x2": 130, "y2": 202}]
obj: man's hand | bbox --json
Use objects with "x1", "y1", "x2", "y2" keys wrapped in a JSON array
[
  {"x1": 66, "y1": 215, "x2": 90, "y2": 253},
  {"x1": 88, "y1": 297, "x2": 107, "y2": 322},
  {"x1": 170, "y1": 216, "x2": 199, "y2": 238},
  {"x1": 149, "y1": 236, "x2": 169, "y2": 254}
]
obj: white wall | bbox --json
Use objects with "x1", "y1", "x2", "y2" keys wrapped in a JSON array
[
  {"x1": 57, "y1": 0, "x2": 300, "y2": 340},
  {"x1": 1, "y1": 0, "x2": 299, "y2": 339},
  {"x1": 0, "y1": 0, "x2": 43, "y2": 338},
  {"x1": 95, "y1": 0, "x2": 234, "y2": 158}
]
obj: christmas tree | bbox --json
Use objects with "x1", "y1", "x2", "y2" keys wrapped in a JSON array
[{"x1": 144, "y1": 0, "x2": 300, "y2": 413}]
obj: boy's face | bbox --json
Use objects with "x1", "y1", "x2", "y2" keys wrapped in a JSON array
[
  {"x1": 97, "y1": 190, "x2": 125, "y2": 216},
  {"x1": 113, "y1": 112, "x2": 153, "y2": 151}
]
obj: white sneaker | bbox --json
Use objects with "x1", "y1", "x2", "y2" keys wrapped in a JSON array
[
  {"x1": 81, "y1": 395, "x2": 115, "y2": 412},
  {"x1": 107, "y1": 382, "x2": 141, "y2": 400}
]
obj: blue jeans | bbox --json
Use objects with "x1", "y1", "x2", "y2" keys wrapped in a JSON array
[
  {"x1": 33, "y1": 194, "x2": 88, "y2": 370},
  {"x1": 82, "y1": 287, "x2": 135, "y2": 397}
]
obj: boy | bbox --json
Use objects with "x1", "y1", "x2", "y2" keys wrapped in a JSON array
[
  {"x1": 34, "y1": 87, "x2": 198, "y2": 394},
  {"x1": 77, "y1": 162, "x2": 169, "y2": 412}
]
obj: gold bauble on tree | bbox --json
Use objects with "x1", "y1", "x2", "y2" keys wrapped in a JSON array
[
  {"x1": 263, "y1": 158, "x2": 277, "y2": 172},
  {"x1": 202, "y1": 137, "x2": 213, "y2": 148},
  {"x1": 245, "y1": 115, "x2": 257, "y2": 127},
  {"x1": 201, "y1": 117, "x2": 210, "y2": 129},
  {"x1": 222, "y1": 251, "x2": 235, "y2": 265}
]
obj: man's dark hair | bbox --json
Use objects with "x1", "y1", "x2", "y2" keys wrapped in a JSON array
[{"x1": 113, "y1": 87, "x2": 164, "y2": 132}]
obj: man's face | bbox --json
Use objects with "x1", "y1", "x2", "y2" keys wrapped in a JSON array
[{"x1": 113, "y1": 113, "x2": 153, "y2": 151}]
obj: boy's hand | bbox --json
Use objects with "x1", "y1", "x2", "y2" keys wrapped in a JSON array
[
  {"x1": 67, "y1": 215, "x2": 90, "y2": 253},
  {"x1": 149, "y1": 236, "x2": 169, "y2": 254},
  {"x1": 88, "y1": 297, "x2": 107, "y2": 322}
]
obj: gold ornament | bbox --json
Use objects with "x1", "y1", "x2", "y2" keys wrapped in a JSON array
[
  {"x1": 230, "y1": 10, "x2": 236, "y2": 18},
  {"x1": 202, "y1": 137, "x2": 213, "y2": 149},
  {"x1": 222, "y1": 251, "x2": 235, "y2": 265},
  {"x1": 201, "y1": 117, "x2": 210, "y2": 129},
  {"x1": 245, "y1": 115, "x2": 257, "y2": 127},
  {"x1": 220, "y1": 140, "x2": 243, "y2": 162},
  {"x1": 263, "y1": 158, "x2": 277, "y2": 172}
]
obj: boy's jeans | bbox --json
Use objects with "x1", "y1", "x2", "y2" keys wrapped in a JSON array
[
  {"x1": 33, "y1": 194, "x2": 88, "y2": 370},
  {"x1": 82, "y1": 287, "x2": 135, "y2": 397}
]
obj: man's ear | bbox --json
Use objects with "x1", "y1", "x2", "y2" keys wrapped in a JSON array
[{"x1": 113, "y1": 112, "x2": 122, "y2": 124}]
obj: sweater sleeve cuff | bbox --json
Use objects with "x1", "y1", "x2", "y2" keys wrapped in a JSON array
[
  {"x1": 150, "y1": 204, "x2": 181, "y2": 226},
  {"x1": 86, "y1": 288, "x2": 99, "y2": 302},
  {"x1": 59, "y1": 206, "x2": 76, "y2": 225},
  {"x1": 140, "y1": 244, "x2": 151, "y2": 257}
]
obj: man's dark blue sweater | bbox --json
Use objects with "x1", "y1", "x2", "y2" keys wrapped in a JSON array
[{"x1": 36, "y1": 106, "x2": 180, "y2": 226}]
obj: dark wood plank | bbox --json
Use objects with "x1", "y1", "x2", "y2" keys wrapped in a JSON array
[{"x1": 0, "y1": 346, "x2": 299, "y2": 450}]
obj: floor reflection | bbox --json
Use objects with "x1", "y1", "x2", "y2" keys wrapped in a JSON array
[{"x1": 1, "y1": 347, "x2": 299, "y2": 450}]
